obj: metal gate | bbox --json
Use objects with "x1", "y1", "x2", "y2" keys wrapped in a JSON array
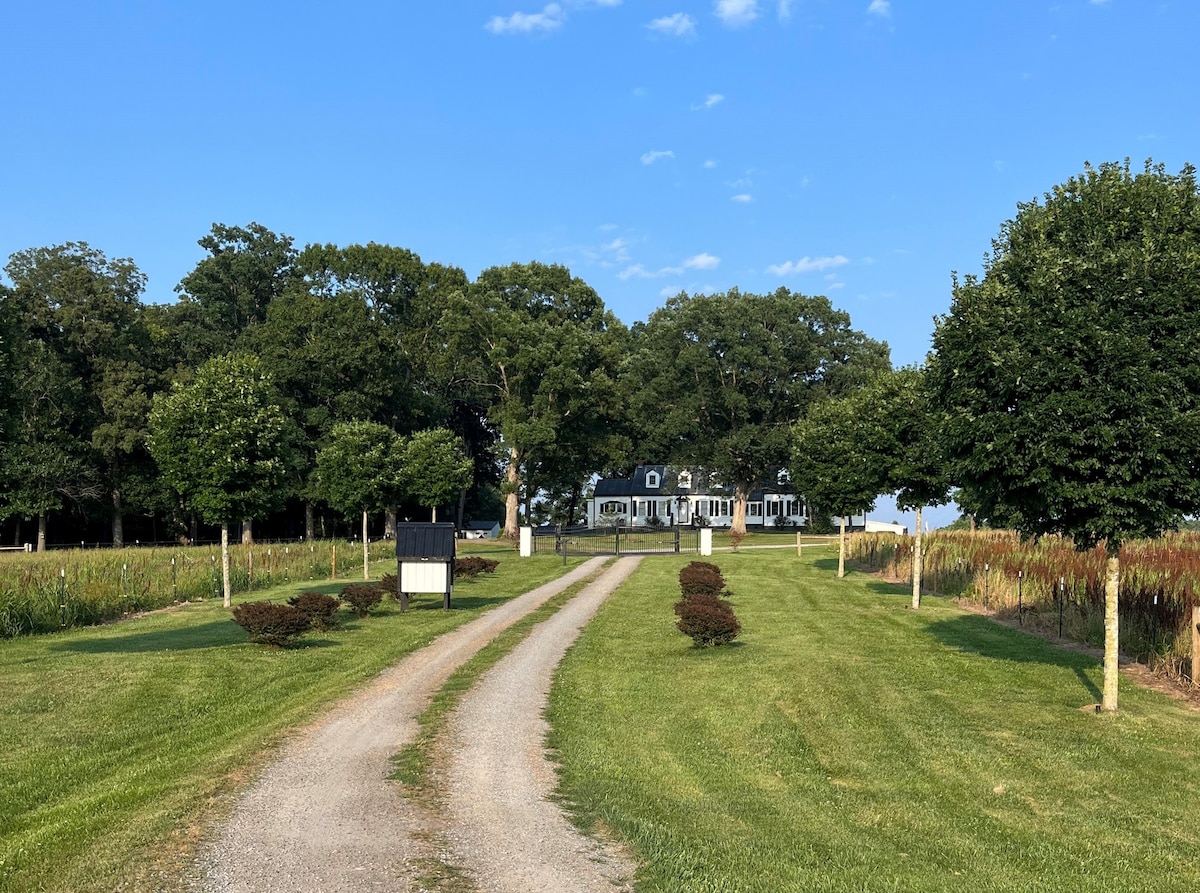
[{"x1": 535, "y1": 525, "x2": 700, "y2": 556}]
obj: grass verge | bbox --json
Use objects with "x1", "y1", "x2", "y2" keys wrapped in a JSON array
[
  {"x1": 0, "y1": 554, "x2": 580, "y2": 893},
  {"x1": 547, "y1": 551, "x2": 1200, "y2": 892}
]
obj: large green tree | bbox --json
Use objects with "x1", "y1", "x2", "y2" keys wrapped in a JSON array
[
  {"x1": 149, "y1": 353, "x2": 296, "y2": 606},
  {"x1": 928, "y1": 160, "x2": 1200, "y2": 712},
  {"x1": 2, "y1": 243, "x2": 160, "y2": 547},
  {"x1": 401, "y1": 428, "x2": 474, "y2": 523},
  {"x1": 311, "y1": 420, "x2": 407, "y2": 582},
  {"x1": 873, "y1": 366, "x2": 953, "y2": 607},
  {"x1": 791, "y1": 388, "x2": 891, "y2": 578},
  {"x1": 170, "y1": 223, "x2": 297, "y2": 369},
  {"x1": 439, "y1": 262, "x2": 626, "y2": 537},
  {"x1": 631, "y1": 288, "x2": 890, "y2": 535}
]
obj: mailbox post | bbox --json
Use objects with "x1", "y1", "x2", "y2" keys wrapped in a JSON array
[{"x1": 394, "y1": 523, "x2": 457, "y2": 611}]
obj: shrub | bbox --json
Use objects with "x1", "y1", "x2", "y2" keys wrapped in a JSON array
[
  {"x1": 377, "y1": 573, "x2": 398, "y2": 597},
  {"x1": 340, "y1": 584, "x2": 383, "y2": 617},
  {"x1": 674, "y1": 593, "x2": 740, "y2": 647},
  {"x1": 455, "y1": 556, "x2": 500, "y2": 578},
  {"x1": 231, "y1": 602, "x2": 311, "y2": 646},
  {"x1": 287, "y1": 591, "x2": 341, "y2": 631},
  {"x1": 679, "y1": 564, "x2": 726, "y2": 598}
]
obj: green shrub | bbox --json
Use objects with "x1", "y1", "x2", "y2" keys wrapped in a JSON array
[
  {"x1": 674, "y1": 593, "x2": 740, "y2": 647},
  {"x1": 287, "y1": 592, "x2": 341, "y2": 631},
  {"x1": 340, "y1": 583, "x2": 383, "y2": 617},
  {"x1": 231, "y1": 602, "x2": 312, "y2": 646}
]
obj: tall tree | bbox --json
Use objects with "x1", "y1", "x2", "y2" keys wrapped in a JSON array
[
  {"x1": 928, "y1": 160, "x2": 1200, "y2": 712},
  {"x1": 401, "y1": 428, "x2": 474, "y2": 523},
  {"x1": 791, "y1": 389, "x2": 891, "y2": 578},
  {"x1": 149, "y1": 353, "x2": 296, "y2": 606},
  {"x1": 311, "y1": 421, "x2": 407, "y2": 582},
  {"x1": 172, "y1": 223, "x2": 297, "y2": 366},
  {"x1": 439, "y1": 262, "x2": 626, "y2": 537},
  {"x1": 873, "y1": 366, "x2": 953, "y2": 607},
  {"x1": 3, "y1": 243, "x2": 158, "y2": 546},
  {"x1": 631, "y1": 288, "x2": 889, "y2": 535}
]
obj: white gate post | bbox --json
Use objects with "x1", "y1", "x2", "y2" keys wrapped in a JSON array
[
  {"x1": 700, "y1": 528, "x2": 713, "y2": 556},
  {"x1": 519, "y1": 526, "x2": 533, "y2": 558}
]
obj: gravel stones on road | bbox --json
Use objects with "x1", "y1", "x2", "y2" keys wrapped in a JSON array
[
  {"x1": 442, "y1": 556, "x2": 642, "y2": 893},
  {"x1": 191, "y1": 556, "x2": 611, "y2": 893}
]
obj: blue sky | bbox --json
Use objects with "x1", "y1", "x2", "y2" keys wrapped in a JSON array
[{"x1": 3, "y1": 0, "x2": 1196, "y2": 528}]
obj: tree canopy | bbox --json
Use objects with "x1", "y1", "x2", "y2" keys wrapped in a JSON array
[
  {"x1": 631, "y1": 287, "x2": 890, "y2": 534},
  {"x1": 928, "y1": 159, "x2": 1200, "y2": 709}
]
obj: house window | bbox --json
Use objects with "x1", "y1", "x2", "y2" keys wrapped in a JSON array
[
  {"x1": 748, "y1": 503, "x2": 763, "y2": 517},
  {"x1": 721, "y1": 500, "x2": 731, "y2": 516},
  {"x1": 632, "y1": 500, "x2": 638, "y2": 518},
  {"x1": 765, "y1": 498, "x2": 782, "y2": 517},
  {"x1": 600, "y1": 501, "x2": 626, "y2": 514},
  {"x1": 678, "y1": 471, "x2": 692, "y2": 489},
  {"x1": 645, "y1": 470, "x2": 661, "y2": 489}
]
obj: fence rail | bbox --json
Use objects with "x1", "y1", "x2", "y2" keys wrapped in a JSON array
[{"x1": 534, "y1": 525, "x2": 700, "y2": 556}]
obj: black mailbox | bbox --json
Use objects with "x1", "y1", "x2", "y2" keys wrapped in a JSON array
[{"x1": 394, "y1": 523, "x2": 457, "y2": 611}]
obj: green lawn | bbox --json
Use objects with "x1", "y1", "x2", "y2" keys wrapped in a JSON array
[
  {"x1": 0, "y1": 554, "x2": 579, "y2": 893},
  {"x1": 547, "y1": 551, "x2": 1200, "y2": 892}
]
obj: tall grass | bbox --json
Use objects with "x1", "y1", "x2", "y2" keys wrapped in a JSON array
[
  {"x1": 0, "y1": 540, "x2": 396, "y2": 638},
  {"x1": 849, "y1": 530, "x2": 1200, "y2": 677}
]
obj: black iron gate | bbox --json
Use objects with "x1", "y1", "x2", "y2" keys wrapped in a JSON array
[{"x1": 535, "y1": 525, "x2": 700, "y2": 556}]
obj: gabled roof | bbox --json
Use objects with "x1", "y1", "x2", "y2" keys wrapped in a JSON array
[{"x1": 592, "y1": 465, "x2": 796, "y2": 499}]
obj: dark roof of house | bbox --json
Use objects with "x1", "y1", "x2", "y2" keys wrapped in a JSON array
[
  {"x1": 593, "y1": 465, "x2": 795, "y2": 499},
  {"x1": 464, "y1": 520, "x2": 500, "y2": 531}
]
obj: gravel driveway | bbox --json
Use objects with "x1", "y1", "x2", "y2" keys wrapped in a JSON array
[
  {"x1": 190, "y1": 556, "x2": 613, "y2": 893},
  {"x1": 441, "y1": 555, "x2": 642, "y2": 893}
]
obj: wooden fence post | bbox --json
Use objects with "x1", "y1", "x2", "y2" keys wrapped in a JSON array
[{"x1": 1191, "y1": 605, "x2": 1200, "y2": 686}]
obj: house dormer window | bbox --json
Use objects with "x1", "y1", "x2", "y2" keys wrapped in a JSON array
[
  {"x1": 645, "y1": 470, "x2": 661, "y2": 489},
  {"x1": 677, "y1": 470, "x2": 692, "y2": 489}
]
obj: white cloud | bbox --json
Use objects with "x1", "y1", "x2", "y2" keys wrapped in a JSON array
[
  {"x1": 620, "y1": 263, "x2": 685, "y2": 280},
  {"x1": 691, "y1": 93, "x2": 725, "y2": 110},
  {"x1": 714, "y1": 0, "x2": 759, "y2": 27},
  {"x1": 684, "y1": 252, "x2": 721, "y2": 270},
  {"x1": 641, "y1": 149, "x2": 675, "y2": 165},
  {"x1": 731, "y1": 193, "x2": 752, "y2": 203},
  {"x1": 766, "y1": 255, "x2": 850, "y2": 276},
  {"x1": 778, "y1": 0, "x2": 793, "y2": 20},
  {"x1": 602, "y1": 238, "x2": 631, "y2": 262},
  {"x1": 486, "y1": 3, "x2": 565, "y2": 33},
  {"x1": 647, "y1": 12, "x2": 697, "y2": 36},
  {"x1": 867, "y1": 0, "x2": 890, "y2": 18},
  {"x1": 704, "y1": 159, "x2": 718, "y2": 169}
]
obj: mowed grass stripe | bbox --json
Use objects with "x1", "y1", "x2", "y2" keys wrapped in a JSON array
[
  {"x1": 0, "y1": 554, "x2": 580, "y2": 893},
  {"x1": 547, "y1": 550, "x2": 1200, "y2": 892}
]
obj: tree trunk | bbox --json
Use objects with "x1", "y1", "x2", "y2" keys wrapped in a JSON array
[
  {"x1": 37, "y1": 514, "x2": 47, "y2": 553},
  {"x1": 241, "y1": 519, "x2": 253, "y2": 546},
  {"x1": 456, "y1": 487, "x2": 467, "y2": 531},
  {"x1": 969, "y1": 514, "x2": 977, "y2": 534},
  {"x1": 566, "y1": 482, "x2": 582, "y2": 527},
  {"x1": 432, "y1": 505, "x2": 438, "y2": 523},
  {"x1": 504, "y1": 448, "x2": 522, "y2": 538},
  {"x1": 837, "y1": 514, "x2": 846, "y2": 579},
  {"x1": 189, "y1": 513, "x2": 198, "y2": 545},
  {"x1": 305, "y1": 501, "x2": 316, "y2": 541},
  {"x1": 362, "y1": 510, "x2": 370, "y2": 581},
  {"x1": 14, "y1": 519, "x2": 21, "y2": 547},
  {"x1": 1102, "y1": 553, "x2": 1120, "y2": 712},
  {"x1": 221, "y1": 522, "x2": 232, "y2": 608},
  {"x1": 111, "y1": 488, "x2": 124, "y2": 548},
  {"x1": 912, "y1": 506, "x2": 923, "y2": 610},
  {"x1": 731, "y1": 484, "x2": 749, "y2": 536},
  {"x1": 386, "y1": 508, "x2": 398, "y2": 539}
]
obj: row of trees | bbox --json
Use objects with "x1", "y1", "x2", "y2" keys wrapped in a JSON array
[
  {"x1": 791, "y1": 159, "x2": 1200, "y2": 713},
  {"x1": 0, "y1": 225, "x2": 890, "y2": 551}
]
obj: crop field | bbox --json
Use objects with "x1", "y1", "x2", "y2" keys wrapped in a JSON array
[
  {"x1": 548, "y1": 549, "x2": 1200, "y2": 892},
  {"x1": 849, "y1": 530, "x2": 1200, "y2": 677}
]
